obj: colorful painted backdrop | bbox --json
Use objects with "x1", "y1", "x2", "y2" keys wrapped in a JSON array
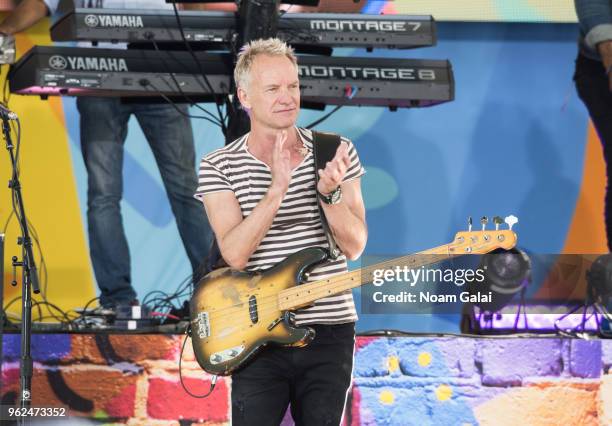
[
  {"x1": 1, "y1": 334, "x2": 611, "y2": 425},
  {"x1": 365, "y1": 0, "x2": 578, "y2": 23}
]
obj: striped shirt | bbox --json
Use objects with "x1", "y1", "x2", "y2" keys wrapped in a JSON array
[{"x1": 195, "y1": 127, "x2": 365, "y2": 325}]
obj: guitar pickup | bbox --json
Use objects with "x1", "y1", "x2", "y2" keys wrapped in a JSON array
[{"x1": 249, "y1": 295, "x2": 258, "y2": 324}]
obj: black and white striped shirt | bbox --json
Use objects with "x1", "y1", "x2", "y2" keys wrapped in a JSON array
[{"x1": 195, "y1": 127, "x2": 365, "y2": 325}]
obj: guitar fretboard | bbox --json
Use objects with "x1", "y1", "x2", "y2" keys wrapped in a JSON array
[
  {"x1": 277, "y1": 229, "x2": 516, "y2": 310},
  {"x1": 277, "y1": 244, "x2": 457, "y2": 311}
]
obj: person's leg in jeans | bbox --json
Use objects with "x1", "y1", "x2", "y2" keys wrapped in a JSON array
[
  {"x1": 291, "y1": 323, "x2": 355, "y2": 426},
  {"x1": 133, "y1": 102, "x2": 213, "y2": 277},
  {"x1": 575, "y1": 53, "x2": 612, "y2": 251},
  {"x1": 77, "y1": 97, "x2": 137, "y2": 307}
]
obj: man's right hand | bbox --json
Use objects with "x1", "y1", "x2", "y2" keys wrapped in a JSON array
[{"x1": 270, "y1": 130, "x2": 291, "y2": 195}]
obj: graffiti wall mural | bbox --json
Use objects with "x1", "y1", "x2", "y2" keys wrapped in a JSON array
[{"x1": 1, "y1": 334, "x2": 611, "y2": 425}]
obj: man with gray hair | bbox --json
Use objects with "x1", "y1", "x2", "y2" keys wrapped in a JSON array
[{"x1": 195, "y1": 38, "x2": 367, "y2": 425}]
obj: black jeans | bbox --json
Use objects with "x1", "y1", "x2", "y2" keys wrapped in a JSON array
[
  {"x1": 575, "y1": 53, "x2": 612, "y2": 251},
  {"x1": 231, "y1": 323, "x2": 355, "y2": 426}
]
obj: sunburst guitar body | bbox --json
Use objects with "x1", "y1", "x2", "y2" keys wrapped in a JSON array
[
  {"x1": 190, "y1": 216, "x2": 519, "y2": 376},
  {"x1": 190, "y1": 247, "x2": 327, "y2": 376}
]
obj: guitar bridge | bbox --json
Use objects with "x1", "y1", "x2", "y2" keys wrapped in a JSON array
[{"x1": 210, "y1": 345, "x2": 245, "y2": 364}]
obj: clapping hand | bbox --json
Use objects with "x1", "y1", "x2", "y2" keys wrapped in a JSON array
[
  {"x1": 270, "y1": 130, "x2": 292, "y2": 194},
  {"x1": 317, "y1": 142, "x2": 350, "y2": 195}
]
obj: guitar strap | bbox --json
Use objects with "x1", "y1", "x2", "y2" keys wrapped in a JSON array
[{"x1": 311, "y1": 130, "x2": 341, "y2": 260}]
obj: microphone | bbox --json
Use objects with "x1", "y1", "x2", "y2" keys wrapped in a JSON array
[{"x1": 0, "y1": 104, "x2": 17, "y2": 121}]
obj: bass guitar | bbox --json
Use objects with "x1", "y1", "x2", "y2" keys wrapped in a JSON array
[{"x1": 190, "y1": 215, "x2": 518, "y2": 375}]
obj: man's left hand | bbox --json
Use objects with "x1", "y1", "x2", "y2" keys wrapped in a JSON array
[{"x1": 317, "y1": 142, "x2": 351, "y2": 195}]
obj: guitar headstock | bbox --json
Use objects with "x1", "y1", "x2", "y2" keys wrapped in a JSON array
[{"x1": 450, "y1": 215, "x2": 518, "y2": 254}]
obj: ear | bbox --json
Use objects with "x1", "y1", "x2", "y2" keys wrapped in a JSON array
[{"x1": 237, "y1": 86, "x2": 251, "y2": 110}]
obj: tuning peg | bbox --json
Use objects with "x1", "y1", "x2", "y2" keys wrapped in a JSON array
[
  {"x1": 468, "y1": 216, "x2": 472, "y2": 232},
  {"x1": 493, "y1": 216, "x2": 503, "y2": 230},
  {"x1": 480, "y1": 216, "x2": 488, "y2": 231},
  {"x1": 504, "y1": 215, "x2": 518, "y2": 230}
]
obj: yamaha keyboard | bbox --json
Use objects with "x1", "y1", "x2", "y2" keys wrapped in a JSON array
[
  {"x1": 9, "y1": 46, "x2": 453, "y2": 108},
  {"x1": 50, "y1": 9, "x2": 436, "y2": 49}
]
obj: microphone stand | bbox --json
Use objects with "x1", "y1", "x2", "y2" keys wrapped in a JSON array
[{"x1": 2, "y1": 108, "x2": 40, "y2": 422}]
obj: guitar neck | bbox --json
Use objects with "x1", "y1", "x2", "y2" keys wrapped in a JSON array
[{"x1": 277, "y1": 243, "x2": 460, "y2": 311}]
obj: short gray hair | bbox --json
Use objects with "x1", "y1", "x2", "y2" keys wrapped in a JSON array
[{"x1": 234, "y1": 38, "x2": 298, "y2": 91}]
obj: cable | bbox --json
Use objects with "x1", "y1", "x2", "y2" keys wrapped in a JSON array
[
  {"x1": 3, "y1": 296, "x2": 22, "y2": 317},
  {"x1": 179, "y1": 327, "x2": 218, "y2": 398},
  {"x1": 0, "y1": 115, "x2": 62, "y2": 323},
  {"x1": 0, "y1": 95, "x2": 199, "y2": 327},
  {"x1": 2, "y1": 210, "x2": 13, "y2": 234},
  {"x1": 2, "y1": 115, "x2": 21, "y2": 234},
  {"x1": 140, "y1": 79, "x2": 226, "y2": 127},
  {"x1": 149, "y1": 39, "x2": 225, "y2": 127},
  {"x1": 2, "y1": 63, "x2": 11, "y2": 105},
  {"x1": 31, "y1": 301, "x2": 73, "y2": 324},
  {"x1": 142, "y1": 290, "x2": 172, "y2": 307},
  {"x1": 13, "y1": 117, "x2": 20, "y2": 176},
  {"x1": 143, "y1": 273, "x2": 191, "y2": 305},
  {"x1": 32, "y1": 299, "x2": 42, "y2": 321},
  {"x1": 278, "y1": 4, "x2": 323, "y2": 46},
  {"x1": 150, "y1": 311, "x2": 181, "y2": 321},
  {"x1": 305, "y1": 85, "x2": 360, "y2": 129},
  {"x1": 140, "y1": 272, "x2": 194, "y2": 324},
  {"x1": 169, "y1": 0, "x2": 227, "y2": 135},
  {"x1": 306, "y1": 105, "x2": 342, "y2": 129},
  {"x1": 80, "y1": 297, "x2": 101, "y2": 314}
]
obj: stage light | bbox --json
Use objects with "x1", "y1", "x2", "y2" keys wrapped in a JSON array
[{"x1": 473, "y1": 248, "x2": 531, "y2": 313}]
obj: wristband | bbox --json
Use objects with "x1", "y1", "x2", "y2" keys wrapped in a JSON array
[{"x1": 318, "y1": 187, "x2": 342, "y2": 205}]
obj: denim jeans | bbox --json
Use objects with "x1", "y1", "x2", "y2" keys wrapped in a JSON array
[
  {"x1": 76, "y1": 97, "x2": 212, "y2": 307},
  {"x1": 574, "y1": 53, "x2": 612, "y2": 251},
  {"x1": 231, "y1": 323, "x2": 355, "y2": 426}
]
